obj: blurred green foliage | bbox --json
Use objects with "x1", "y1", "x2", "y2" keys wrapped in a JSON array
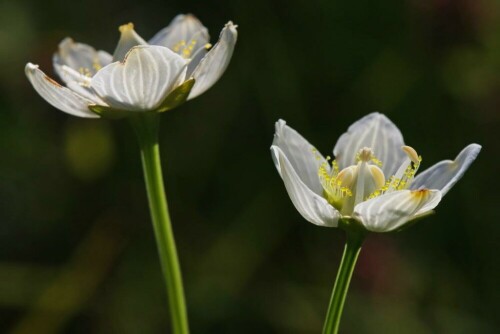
[{"x1": 0, "y1": 0, "x2": 499, "y2": 333}]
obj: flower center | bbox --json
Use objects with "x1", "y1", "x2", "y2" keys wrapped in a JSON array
[{"x1": 318, "y1": 146, "x2": 421, "y2": 215}]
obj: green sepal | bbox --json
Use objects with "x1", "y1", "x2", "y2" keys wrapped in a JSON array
[
  {"x1": 157, "y1": 78, "x2": 195, "y2": 112},
  {"x1": 88, "y1": 104, "x2": 136, "y2": 119}
]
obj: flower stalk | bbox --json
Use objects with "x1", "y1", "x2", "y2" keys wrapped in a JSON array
[
  {"x1": 322, "y1": 226, "x2": 365, "y2": 334},
  {"x1": 132, "y1": 114, "x2": 189, "y2": 334}
]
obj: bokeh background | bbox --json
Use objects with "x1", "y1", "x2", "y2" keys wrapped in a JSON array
[{"x1": 0, "y1": 0, "x2": 499, "y2": 333}]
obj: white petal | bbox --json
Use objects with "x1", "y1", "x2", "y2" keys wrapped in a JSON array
[
  {"x1": 91, "y1": 45, "x2": 188, "y2": 111},
  {"x1": 271, "y1": 146, "x2": 340, "y2": 227},
  {"x1": 98, "y1": 51, "x2": 113, "y2": 67},
  {"x1": 53, "y1": 38, "x2": 112, "y2": 80},
  {"x1": 411, "y1": 144, "x2": 481, "y2": 196},
  {"x1": 25, "y1": 63, "x2": 98, "y2": 118},
  {"x1": 149, "y1": 14, "x2": 209, "y2": 54},
  {"x1": 52, "y1": 65, "x2": 105, "y2": 104},
  {"x1": 272, "y1": 120, "x2": 328, "y2": 195},
  {"x1": 333, "y1": 113, "x2": 406, "y2": 177},
  {"x1": 353, "y1": 189, "x2": 442, "y2": 232},
  {"x1": 185, "y1": 40, "x2": 209, "y2": 77},
  {"x1": 112, "y1": 23, "x2": 148, "y2": 62},
  {"x1": 53, "y1": 63, "x2": 91, "y2": 86},
  {"x1": 188, "y1": 21, "x2": 237, "y2": 100}
]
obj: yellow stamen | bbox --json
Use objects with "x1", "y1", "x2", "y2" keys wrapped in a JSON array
[
  {"x1": 173, "y1": 39, "x2": 198, "y2": 58},
  {"x1": 402, "y1": 145, "x2": 420, "y2": 164},
  {"x1": 172, "y1": 40, "x2": 186, "y2": 53},
  {"x1": 92, "y1": 57, "x2": 102, "y2": 72},
  {"x1": 318, "y1": 158, "x2": 353, "y2": 210},
  {"x1": 319, "y1": 146, "x2": 424, "y2": 210}
]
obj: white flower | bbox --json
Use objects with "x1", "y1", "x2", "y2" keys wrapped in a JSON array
[
  {"x1": 271, "y1": 113, "x2": 481, "y2": 232},
  {"x1": 25, "y1": 14, "x2": 238, "y2": 118}
]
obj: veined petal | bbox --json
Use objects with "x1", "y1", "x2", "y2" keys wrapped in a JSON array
[
  {"x1": 149, "y1": 14, "x2": 209, "y2": 55},
  {"x1": 53, "y1": 38, "x2": 112, "y2": 80},
  {"x1": 52, "y1": 65, "x2": 105, "y2": 104},
  {"x1": 333, "y1": 113, "x2": 406, "y2": 176},
  {"x1": 54, "y1": 63, "x2": 91, "y2": 84},
  {"x1": 272, "y1": 120, "x2": 327, "y2": 195},
  {"x1": 112, "y1": 23, "x2": 148, "y2": 62},
  {"x1": 186, "y1": 39, "x2": 210, "y2": 77},
  {"x1": 97, "y1": 51, "x2": 113, "y2": 67},
  {"x1": 91, "y1": 45, "x2": 188, "y2": 111},
  {"x1": 353, "y1": 189, "x2": 442, "y2": 232},
  {"x1": 411, "y1": 144, "x2": 481, "y2": 196},
  {"x1": 188, "y1": 21, "x2": 237, "y2": 100},
  {"x1": 271, "y1": 146, "x2": 340, "y2": 227},
  {"x1": 25, "y1": 63, "x2": 99, "y2": 118}
]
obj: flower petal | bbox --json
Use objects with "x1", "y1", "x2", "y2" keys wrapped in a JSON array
[
  {"x1": 91, "y1": 45, "x2": 188, "y2": 111},
  {"x1": 25, "y1": 63, "x2": 99, "y2": 118},
  {"x1": 353, "y1": 189, "x2": 442, "y2": 232},
  {"x1": 188, "y1": 21, "x2": 237, "y2": 100},
  {"x1": 410, "y1": 144, "x2": 481, "y2": 196},
  {"x1": 53, "y1": 38, "x2": 112, "y2": 79},
  {"x1": 271, "y1": 146, "x2": 340, "y2": 227},
  {"x1": 185, "y1": 40, "x2": 210, "y2": 77},
  {"x1": 333, "y1": 112, "x2": 406, "y2": 177},
  {"x1": 112, "y1": 23, "x2": 148, "y2": 62},
  {"x1": 272, "y1": 120, "x2": 327, "y2": 195},
  {"x1": 149, "y1": 14, "x2": 209, "y2": 55},
  {"x1": 52, "y1": 65, "x2": 106, "y2": 104}
]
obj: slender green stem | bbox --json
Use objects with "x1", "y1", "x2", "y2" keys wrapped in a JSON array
[
  {"x1": 132, "y1": 114, "x2": 189, "y2": 334},
  {"x1": 322, "y1": 231, "x2": 365, "y2": 334}
]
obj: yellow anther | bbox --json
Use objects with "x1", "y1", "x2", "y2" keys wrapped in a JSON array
[
  {"x1": 78, "y1": 67, "x2": 92, "y2": 78},
  {"x1": 318, "y1": 158, "x2": 353, "y2": 209},
  {"x1": 402, "y1": 145, "x2": 420, "y2": 164},
  {"x1": 332, "y1": 160, "x2": 339, "y2": 174},
  {"x1": 173, "y1": 39, "x2": 198, "y2": 58},
  {"x1": 371, "y1": 157, "x2": 383, "y2": 166},
  {"x1": 92, "y1": 57, "x2": 102, "y2": 72},
  {"x1": 172, "y1": 40, "x2": 186, "y2": 52}
]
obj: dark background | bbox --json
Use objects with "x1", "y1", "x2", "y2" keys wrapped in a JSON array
[{"x1": 0, "y1": 0, "x2": 498, "y2": 333}]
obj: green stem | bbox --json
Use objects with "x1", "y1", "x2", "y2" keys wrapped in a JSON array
[
  {"x1": 322, "y1": 230, "x2": 365, "y2": 334},
  {"x1": 132, "y1": 114, "x2": 189, "y2": 334}
]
